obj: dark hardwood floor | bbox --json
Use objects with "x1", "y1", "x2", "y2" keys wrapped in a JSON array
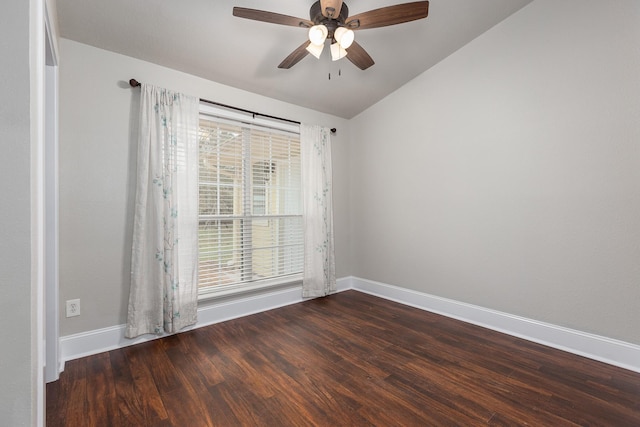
[{"x1": 47, "y1": 290, "x2": 640, "y2": 426}]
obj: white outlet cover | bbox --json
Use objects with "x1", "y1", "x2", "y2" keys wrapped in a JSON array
[{"x1": 66, "y1": 299, "x2": 80, "y2": 317}]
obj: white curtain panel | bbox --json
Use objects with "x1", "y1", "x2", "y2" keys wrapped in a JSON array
[
  {"x1": 300, "y1": 124, "x2": 336, "y2": 298},
  {"x1": 126, "y1": 84, "x2": 200, "y2": 338}
]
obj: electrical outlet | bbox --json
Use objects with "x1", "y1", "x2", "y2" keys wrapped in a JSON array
[{"x1": 66, "y1": 299, "x2": 80, "y2": 317}]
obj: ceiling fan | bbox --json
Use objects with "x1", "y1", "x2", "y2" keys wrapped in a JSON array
[{"x1": 232, "y1": 0, "x2": 429, "y2": 70}]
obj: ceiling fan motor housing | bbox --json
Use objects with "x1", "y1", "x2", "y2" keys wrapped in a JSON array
[{"x1": 310, "y1": 1, "x2": 349, "y2": 38}]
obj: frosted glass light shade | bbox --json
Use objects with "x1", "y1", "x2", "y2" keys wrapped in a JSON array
[
  {"x1": 308, "y1": 25, "x2": 328, "y2": 45},
  {"x1": 334, "y1": 27, "x2": 354, "y2": 48},
  {"x1": 330, "y1": 42, "x2": 347, "y2": 61},
  {"x1": 306, "y1": 42, "x2": 324, "y2": 59}
]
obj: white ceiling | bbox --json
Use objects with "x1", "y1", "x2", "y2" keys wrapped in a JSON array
[{"x1": 56, "y1": 0, "x2": 533, "y2": 119}]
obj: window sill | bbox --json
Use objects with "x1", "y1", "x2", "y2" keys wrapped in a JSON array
[{"x1": 197, "y1": 274, "x2": 303, "y2": 302}]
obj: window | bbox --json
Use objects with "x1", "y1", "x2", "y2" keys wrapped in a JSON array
[{"x1": 198, "y1": 112, "x2": 303, "y2": 296}]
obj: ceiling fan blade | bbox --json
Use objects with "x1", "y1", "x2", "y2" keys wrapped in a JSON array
[
  {"x1": 346, "y1": 41, "x2": 374, "y2": 70},
  {"x1": 319, "y1": 0, "x2": 344, "y2": 18},
  {"x1": 233, "y1": 7, "x2": 313, "y2": 28},
  {"x1": 278, "y1": 41, "x2": 312, "y2": 69},
  {"x1": 345, "y1": 1, "x2": 429, "y2": 30}
]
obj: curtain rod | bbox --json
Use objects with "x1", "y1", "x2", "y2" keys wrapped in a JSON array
[{"x1": 129, "y1": 79, "x2": 336, "y2": 134}]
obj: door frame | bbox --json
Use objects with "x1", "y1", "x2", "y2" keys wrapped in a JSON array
[{"x1": 44, "y1": 2, "x2": 60, "y2": 384}]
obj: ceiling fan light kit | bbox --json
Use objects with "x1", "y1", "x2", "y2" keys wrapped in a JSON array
[
  {"x1": 330, "y1": 42, "x2": 348, "y2": 61},
  {"x1": 308, "y1": 24, "x2": 329, "y2": 45},
  {"x1": 334, "y1": 26, "x2": 354, "y2": 49},
  {"x1": 306, "y1": 24, "x2": 352, "y2": 60},
  {"x1": 306, "y1": 42, "x2": 324, "y2": 59},
  {"x1": 233, "y1": 0, "x2": 429, "y2": 70}
]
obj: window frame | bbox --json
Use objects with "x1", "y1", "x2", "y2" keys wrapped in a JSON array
[{"x1": 197, "y1": 103, "x2": 303, "y2": 301}]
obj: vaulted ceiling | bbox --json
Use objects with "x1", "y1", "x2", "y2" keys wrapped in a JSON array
[{"x1": 57, "y1": 0, "x2": 533, "y2": 118}]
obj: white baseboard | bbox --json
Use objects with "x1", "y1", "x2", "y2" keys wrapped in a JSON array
[
  {"x1": 59, "y1": 277, "x2": 352, "y2": 370},
  {"x1": 59, "y1": 276, "x2": 640, "y2": 374},
  {"x1": 349, "y1": 276, "x2": 640, "y2": 373}
]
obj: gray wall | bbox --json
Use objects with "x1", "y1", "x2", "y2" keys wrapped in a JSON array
[
  {"x1": 0, "y1": 0, "x2": 35, "y2": 425},
  {"x1": 58, "y1": 39, "x2": 351, "y2": 336},
  {"x1": 59, "y1": 0, "x2": 640, "y2": 349},
  {"x1": 350, "y1": 0, "x2": 640, "y2": 344}
]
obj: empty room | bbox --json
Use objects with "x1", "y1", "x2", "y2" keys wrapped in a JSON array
[{"x1": 2, "y1": 0, "x2": 639, "y2": 425}]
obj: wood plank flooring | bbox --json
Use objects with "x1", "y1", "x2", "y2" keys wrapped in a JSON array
[{"x1": 47, "y1": 290, "x2": 640, "y2": 426}]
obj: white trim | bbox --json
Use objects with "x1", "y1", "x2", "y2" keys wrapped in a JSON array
[
  {"x1": 335, "y1": 276, "x2": 353, "y2": 292},
  {"x1": 198, "y1": 274, "x2": 303, "y2": 301},
  {"x1": 32, "y1": 0, "x2": 47, "y2": 424},
  {"x1": 350, "y1": 277, "x2": 640, "y2": 373},
  {"x1": 44, "y1": 37, "x2": 59, "y2": 384},
  {"x1": 60, "y1": 277, "x2": 352, "y2": 368},
  {"x1": 59, "y1": 275, "x2": 639, "y2": 374}
]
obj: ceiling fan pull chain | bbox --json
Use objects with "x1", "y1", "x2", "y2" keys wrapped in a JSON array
[{"x1": 328, "y1": 69, "x2": 342, "y2": 80}]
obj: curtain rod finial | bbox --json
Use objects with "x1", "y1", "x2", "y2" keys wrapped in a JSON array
[
  {"x1": 330, "y1": 128, "x2": 337, "y2": 134},
  {"x1": 129, "y1": 79, "x2": 141, "y2": 88}
]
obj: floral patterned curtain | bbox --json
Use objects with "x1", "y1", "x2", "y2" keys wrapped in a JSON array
[
  {"x1": 300, "y1": 124, "x2": 336, "y2": 297},
  {"x1": 126, "y1": 84, "x2": 199, "y2": 338}
]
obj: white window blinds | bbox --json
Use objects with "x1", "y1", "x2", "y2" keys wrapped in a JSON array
[{"x1": 198, "y1": 116, "x2": 303, "y2": 294}]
